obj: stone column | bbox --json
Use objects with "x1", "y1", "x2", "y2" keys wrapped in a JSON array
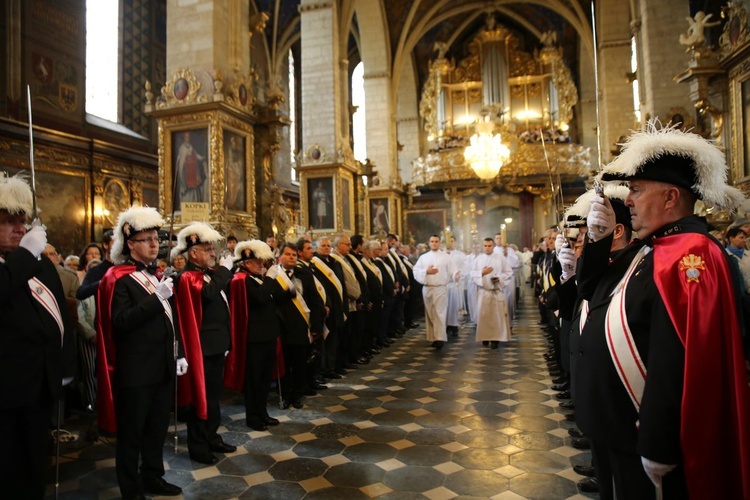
[{"x1": 637, "y1": 0, "x2": 693, "y2": 121}]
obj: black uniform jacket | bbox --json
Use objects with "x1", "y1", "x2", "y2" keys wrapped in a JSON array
[
  {"x1": 175, "y1": 262, "x2": 231, "y2": 356},
  {"x1": 375, "y1": 258, "x2": 396, "y2": 302},
  {"x1": 575, "y1": 218, "x2": 723, "y2": 464},
  {"x1": 312, "y1": 254, "x2": 346, "y2": 329},
  {"x1": 0, "y1": 249, "x2": 75, "y2": 408},
  {"x1": 244, "y1": 273, "x2": 284, "y2": 343},
  {"x1": 277, "y1": 264, "x2": 324, "y2": 345},
  {"x1": 111, "y1": 261, "x2": 179, "y2": 388}
]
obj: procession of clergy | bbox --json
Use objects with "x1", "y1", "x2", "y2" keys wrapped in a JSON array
[{"x1": 3, "y1": 123, "x2": 750, "y2": 499}]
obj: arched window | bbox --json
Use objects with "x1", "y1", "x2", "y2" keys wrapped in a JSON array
[
  {"x1": 289, "y1": 49, "x2": 298, "y2": 183},
  {"x1": 86, "y1": 0, "x2": 119, "y2": 122},
  {"x1": 351, "y1": 62, "x2": 366, "y2": 163}
]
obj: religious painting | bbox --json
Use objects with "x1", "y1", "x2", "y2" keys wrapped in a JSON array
[
  {"x1": 171, "y1": 128, "x2": 209, "y2": 211},
  {"x1": 223, "y1": 130, "x2": 246, "y2": 211},
  {"x1": 103, "y1": 178, "x2": 130, "y2": 227},
  {"x1": 307, "y1": 176, "x2": 334, "y2": 230},
  {"x1": 341, "y1": 178, "x2": 351, "y2": 230},
  {"x1": 5, "y1": 166, "x2": 87, "y2": 256},
  {"x1": 406, "y1": 210, "x2": 446, "y2": 247},
  {"x1": 370, "y1": 198, "x2": 391, "y2": 235}
]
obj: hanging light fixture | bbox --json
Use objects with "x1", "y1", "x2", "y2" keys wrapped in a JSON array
[{"x1": 464, "y1": 119, "x2": 511, "y2": 180}]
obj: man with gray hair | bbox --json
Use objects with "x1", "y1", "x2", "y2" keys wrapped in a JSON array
[{"x1": 330, "y1": 235, "x2": 361, "y2": 374}]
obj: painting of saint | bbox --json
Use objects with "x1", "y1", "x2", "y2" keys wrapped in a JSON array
[
  {"x1": 371, "y1": 198, "x2": 390, "y2": 235},
  {"x1": 307, "y1": 177, "x2": 334, "y2": 230},
  {"x1": 172, "y1": 128, "x2": 209, "y2": 211},
  {"x1": 224, "y1": 131, "x2": 246, "y2": 211}
]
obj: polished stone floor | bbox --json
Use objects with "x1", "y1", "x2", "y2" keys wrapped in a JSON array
[{"x1": 48, "y1": 295, "x2": 596, "y2": 499}]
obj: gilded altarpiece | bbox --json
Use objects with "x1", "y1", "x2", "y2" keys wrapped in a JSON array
[{"x1": 153, "y1": 107, "x2": 257, "y2": 239}]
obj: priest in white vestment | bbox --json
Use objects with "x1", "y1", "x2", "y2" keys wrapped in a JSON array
[
  {"x1": 494, "y1": 235, "x2": 518, "y2": 321},
  {"x1": 474, "y1": 238, "x2": 513, "y2": 347},
  {"x1": 413, "y1": 235, "x2": 456, "y2": 350},
  {"x1": 446, "y1": 237, "x2": 466, "y2": 336},
  {"x1": 465, "y1": 246, "x2": 480, "y2": 324}
]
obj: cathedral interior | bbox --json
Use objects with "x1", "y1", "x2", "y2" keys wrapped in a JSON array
[
  {"x1": 1, "y1": 0, "x2": 745, "y2": 256},
  {"x1": 2, "y1": 0, "x2": 749, "y2": 498}
]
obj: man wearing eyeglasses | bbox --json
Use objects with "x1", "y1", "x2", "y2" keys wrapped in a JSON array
[{"x1": 96, "y1": 206, "x2": 183, "y2": 500}]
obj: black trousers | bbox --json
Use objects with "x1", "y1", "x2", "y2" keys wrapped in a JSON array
[
  {"x1": 115, "y1": 378, "x2": 172, "y2": 498},
  {"x1": 187, "y1": 354, "x2": 225, "y2": 456},
  {"x1": 282, "y1": 343, "x2": 309, "y2": 402},
  {"x1": 322, "y1": 323, "x2": 340, "y2": 374},
  {"x1": 379, "y1": 298, "x2": 394, "y2": 342},
  {"x1": 0, "y1": 397, "x2": 52, "y2": 499},
  {"x1": 244, "y1": 340, "x2": 276, "y2": 426},
  {"x1": 590, "y1": 438, "x2": 687, "y2": 500},
  {"x1": 347, "y1": 310, "x2": 365, "y2": 362},
  {"x1": 337, "y1": 316, "x2": 354, "y2": 370}
]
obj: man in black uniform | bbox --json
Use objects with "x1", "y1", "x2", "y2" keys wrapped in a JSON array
[
  {"x1": 225, "y1": 240, "x2": 281, "y2": 431},
  {"x1": 171, "y1": 222, "x2": 237, "y2": 465},
  {"x1": 97, "y1": 206, "x2": 183, "y2": 499},
  {"x1": 578, "y1": 126, "x2": 750, "y2": 499},
  {"x1": 0, "y1": 175, "x2": 75, "y2": 499},
  {"x1": 311, "y1": 237, "x2": 347, "y2": 380},
  {"x1": 274, "y1": 243, "x2": 324, "y2": 408},
  {"x1": 373, "y1": 241, "x2": 397, "y2": 347},
  {"x1": 360, "y1": 240, "x2": 384, "y2": 356},
  {"x1": 347, "y1": 235, "x2": 370, "y2": 365}
]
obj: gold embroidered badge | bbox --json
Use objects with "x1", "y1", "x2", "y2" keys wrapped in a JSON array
[{"x1": 679, "y1": 254, "x2": 705, "y2": 283}]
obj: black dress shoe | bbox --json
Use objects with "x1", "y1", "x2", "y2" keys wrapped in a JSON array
[
  {"x1": 189, "y1": 451, "x2": 219, "y2": 465},
  {"x1": 247, "y1": 420, "x2": 269, "y2": 431},
  {"x1": 571, "y1": 436, "x2": 590, "y2": 449},
  {"x1": 434, "y1": 341, "x2": 444, "y2": 351},
  {"x1": 549, "y1": 370, "x2": 562, "y2": 377},
  {"x1": 325, "y1": 372, "x2": 343, "y2": 379},
  {"x1": 552, "y1": 376, "x2": 568, "y2": 385},
  {"x1": 210, "y1": 441, "x2": 237, "y2": 453},
  {"x1": 369, "y1": 347, "x2": 381, "y2": 355},
  {"x1": 578, "y1": 477, "x2": 599, "y2": 493},
  {"x1": 573, "y1": 464, "x2": 596, "y2": 477},
  {"x1": 564, "y1": 412, "x2": 576, "y2": 422},
  {"x1": 281, "y1": 400, "x2": 291, "y2": 409},
  {"x1": 343, "y1": 363, "x2": 358, "y2": 370},
  {"x1": 556, "y1": 391, "x2": 571, "y2": 400},
  {"x1": 568, "y1": 427, "x2": 584, "y2": 438},
  {"x1": 303, "y1": 389, "x2": 318, "y2": 396},
  {"x1": 482, "y1": 341, "x2": 489, "y2": 346},
  {"x1": 490, "y1": 341, "x2": 499, "y2": 349},
  {"x1": 143, "y1": 477, "x2": 182, "y2": 496},
  {"x1": 559, "y1": 401, "x2": 575, "y2": 410},
  {"x1": 383, "y1": 338, "x2": 395, "y2": 345},
  {"x1": 356, "y1": 356, "x2": 370, "y2": 365},
  {"x1": 335, "y1": 368, "x2": 348, "y2": 375},
  {"x1": 292, "y1": 399, "x2": 304, "y2": 409},
  {"x1": 263, "y1": 416, "x2": 280, "y2": 426},
  {"x1": 312, "y1": 383, "x2": 328, "y2": 390},
  {"x1": 552, "y1": 382, "x2": 569, "y2": 391},
  {"x1": 407, "y1": 322, "x2": 419, "y2": 328}
]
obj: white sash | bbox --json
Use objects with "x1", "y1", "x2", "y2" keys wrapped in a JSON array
[
  {"x1": 390, "y1": 249, "x2": 409, "y2": 277},
  {"x1": 604, "y1": 245, "x2": 650, "y2": 411},
  {"x1": 129, "y1": 270, "x2": 174, "y2": 329},
  {"x1": 375, "y1": 257, "x2": 394, "y2": 282},
  {"x1": 401, "y1": 256, "x2": 414, "y2": 270},
  {"x1": 362, "y1": 258, "x2": 382, "y2": 283},
  {"x1": 28, "y1": 277, "x2": 64, "y2": 346},
  {"x1": 312, "y1": 256, "x2": 343, "y2": 301},
  {"x1": 346, "y1": 254, "x2": 367, "y2": 278},
  {"x1": 330, "y1": 252, "x2": 356, "y2": 281}
]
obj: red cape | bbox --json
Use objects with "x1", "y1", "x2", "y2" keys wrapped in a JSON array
[
  {"x1": 174, "y1": 271, "x2": 208, "y2": 420},
  {"x1": 224, "y1": 272, "x2": 285, "y2": 391},
  {"x1": 224, "y1": 273, "x2": 249, "y2": 391},
  {"x1": 653, "y1": 233, "x2": 750, "y2": 498},
  {"x1": 96, "y1": 265, "x2": 136, "y2": 434}
]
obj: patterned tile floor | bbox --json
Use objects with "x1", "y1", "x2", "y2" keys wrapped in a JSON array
[{"x1": 48, "y1": 295, "x2": 597, "y2": 499}]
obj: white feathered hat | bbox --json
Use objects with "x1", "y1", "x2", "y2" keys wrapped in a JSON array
[
  {"x1": 599, "y1": 122, "x2": 744, "y2": 211},
  {"x1": 111, "y1": 206, "x2": 165, "y2": 264},
  {"x1": 0, "y1": 174, "x2": 33, "y2": 218},
  {"x1": 564, "y1": 185, "x2": 632, "y2": 228},
  {"x1": 170, "y1": 222, "x2": 223, "y2": 260},
  {"x1": 234, "y1": 239, "x2": 274, "y2": 262}
]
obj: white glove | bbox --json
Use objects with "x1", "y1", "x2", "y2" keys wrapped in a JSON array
[
  {"x1": 554, "y1": 234, "x2": 566, "y2": 254},
  {"x1": 224, "y1": 350, "x2": 229, "y2": 357},
  {"x1": 587, "y1": 195, "x2": 616, "y2": 242},
  {"x1": 641, "y1": 457, "x2": 676, "y2": 488},
  {"x1": 265, "y1": 265, "x2": 279, "y2": 280},
  {"x1": 20, "y1": 225, "x2": 47, "y2": 258},
  {"x1": 219, "y1": 254, "x2": 234, "y2": 271},
  {"x1": 62, "y1": 377, "x2": 74, "y2": 387},
  {"x1": 176, "y1": 357, "x2": 189, "y2": 376},
  {"x1": 558, "y1": 246, "x2": 577, "y2": 282},
  {"x1": 155, "y1": 277, "x2": 173, "y2": 301}
]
